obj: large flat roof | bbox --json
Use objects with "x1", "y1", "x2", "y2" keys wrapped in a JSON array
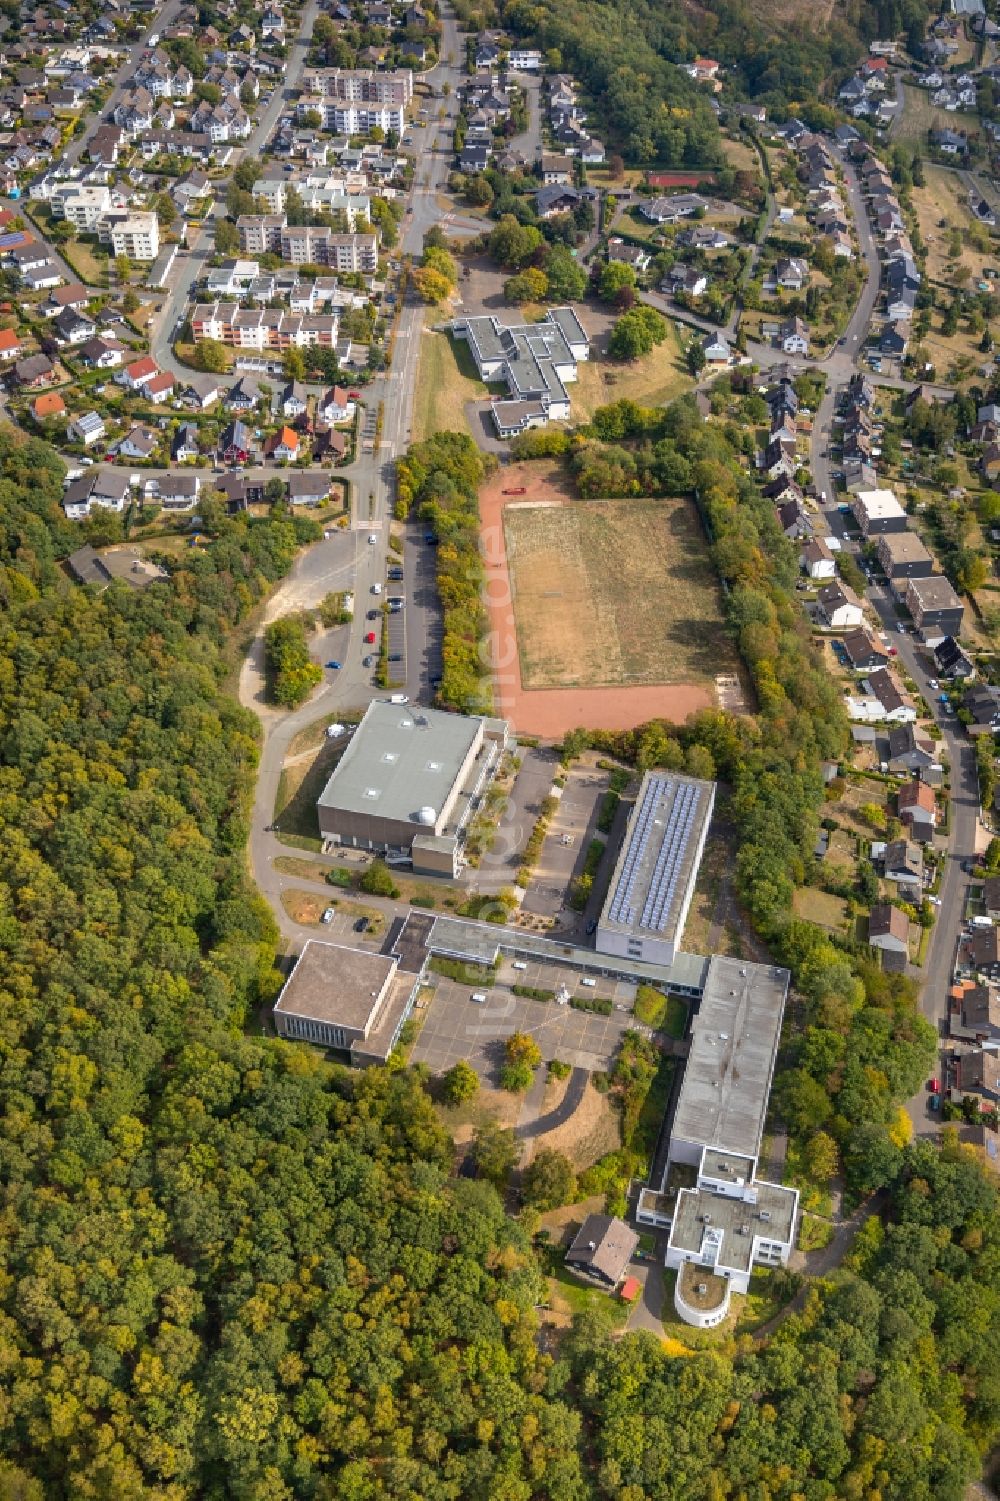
[
  {"x1": 670, "y1": 1176, "x2": 798, "y2": 1273},
  {"x1": 274, "y1": 940, "x2": 396, "y2": 1030},
  {"x1": 317, "y1": 701, "x2": 483, "y2": 826},
  {"x1": 599, "y1": 771, "x2": 715, "y2": 943},
  {"x1": 671, "y1": 955, "x2": 788, "y2": 1158}
]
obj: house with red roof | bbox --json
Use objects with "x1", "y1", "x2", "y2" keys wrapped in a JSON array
[
  {"x1": 265, "y1": 425, "x2": 300, "y2": 460},
  {"x1": 144, "y1": 370, "x2": 176, "y2": 402},
  {"x1": 117, "y1": 355, "x2": 159, "y2": 391},
  {"x1": 0, "y1": 327, "x2": 21, "y2": 361}
]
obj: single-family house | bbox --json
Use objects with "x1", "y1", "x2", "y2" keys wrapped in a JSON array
[
  {"x1": 219, "y1": 419, "x2": 251, "y2": 464},
  {"x1": 800, "y1": 536, "x2": 836, "y2": 578},
  {"x1": 171, "y1": 423, "x2": 200, "y2": 462},
  {"x1": 883, "y1": 837, "x2": 924, "y2": 898},
  {"x1": 897, "y1": 778, "x2": 938, "y2": 840},
  {"x1": 564, "y1": 1214, "x2": 638, "y2": 1291},
  {"x1": 886, "y1": 723, "x2": 936, "y2": 773},
  {"x1": 868, "y1": 902, "x2": 910, "y2": 965},
  {"x1": 265, "y1": 425, "x2": 300, "y2": 461},
  {"x1": 68, "y1": 410, "x2": 105, "y2": 447},
  {"x1": 117, "y1": 426, "x2": 159, "y2": 460},
  {"x1": 818, "y1": 579, "x2": 864, "y2": 629}
]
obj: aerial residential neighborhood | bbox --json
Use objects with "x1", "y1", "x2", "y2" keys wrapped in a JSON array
[{"x1": 5, "y1": 0, "x2": 1000, "y2": 1492}]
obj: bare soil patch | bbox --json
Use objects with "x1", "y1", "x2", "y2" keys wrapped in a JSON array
[
  {"x1": 480, "y1": 463, "x2": 727, "y2": 735},
  {"x1": 502, "y1": 495, "x2": 734, "y2": 690}
]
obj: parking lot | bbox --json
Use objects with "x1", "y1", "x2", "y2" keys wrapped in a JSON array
[{"x1": 410, "y1": 955, "x2": 640, "y2": 1080}]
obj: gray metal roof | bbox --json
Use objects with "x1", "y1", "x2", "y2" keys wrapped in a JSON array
[
  {"x1": 317, "y1": 700, "x2": 483, "y2": 826},
  {"x1": 599, "y1": 771, "x2": 715, "y2": 943},
  {"x1": 670, "y1": 955, "x2": 789, "y2": 1158}
]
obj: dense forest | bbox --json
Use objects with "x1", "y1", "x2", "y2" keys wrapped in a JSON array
[
  {"x1": 466, "y1": 0, "x2": 933, "y2": 153},
  {"x1": 1, "y1": 408, "x2": 999, "y2": 1498}
]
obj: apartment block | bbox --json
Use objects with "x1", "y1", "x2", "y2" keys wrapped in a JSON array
[
  {"x1": 108, "y1": 212, "x2": 160, "y2": 261},
  {"x1": 190, "y1": 301, "x2": 340, "y2": 350},
  {"x1": 50, "y1": 182, "x2": 112, "y2": 231}
]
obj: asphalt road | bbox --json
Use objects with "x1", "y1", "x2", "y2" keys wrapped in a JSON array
[
  {"x1": 61, "y1": 0, "x2": 185, "y2": 171},
  {"x1": 809, "y1": 372, "x2": 980, "y2": 1141}
]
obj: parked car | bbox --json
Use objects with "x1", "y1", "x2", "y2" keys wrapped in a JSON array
[
  {"x1": 929, "y1": 1077, "x2": 941, "y2": 1093},
  {"x1": 354, "y1": 916, "x2": 368, "y2": 932},
  {"x1": 321, "y1": 907, "x2": 335, "y2": 924},
  {"x1": 364, "y1": 631, "x2": 376, "y2": 644},
  {"x1": 325, "y1": 659, "x2": 341, "y2": 669}
]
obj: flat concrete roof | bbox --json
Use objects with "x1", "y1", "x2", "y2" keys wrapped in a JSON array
[
  {"x1": 906, "y1": 574, "x2": 963, "y2": 609},
  {"x1": 671, "y1": 955, "x2": 788, "y2": 1158},
  {"x1": 701, "y1": 1148, "x2": 756, "y2": 1185},
  {"x1": 853, "y1": 487, "x2": 905, "y2": 519},
  {"x1": 317, "y1": 700, "x2": 483, "y2": 827},
  {"x1": 599, "y1": 771, "x2": 714, "y2": 943},
  {"x1": 878, "y1": 530, "x2": 933, "y2": 563},
  {"x1": 670, "y1": 1176, "x2": 798, "y2": 1273},
  {"x1": 274, "y1": 940, "x2": 396, "y2": 1031},
  {"x1": 424, "y1": 914, "x2": 711, "y2": 992}
]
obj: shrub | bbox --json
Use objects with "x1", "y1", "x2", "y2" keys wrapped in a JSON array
[
  {"x1": 442, "y1": 1059, "x2": 480, "y2": 1105},
  {"x1": 500, "y1": 1059, "x2": 534, "y2": 1092},
  {"x1": 548, "y1": 1059, "x2": 572, "y2": 1080},
  {"x1": 359, "y1": 859, "x2": 400, "y2": 898},
  {"x1": 570, "y1": 995, "x2": 612, "y2": 1016},
  {"x1": 522, "y1": 1149, "x2": 577, "y2": 1210}
]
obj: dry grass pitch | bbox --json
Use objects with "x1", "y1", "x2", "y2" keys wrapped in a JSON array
[{"x1": 502, "y1": 497, "x2": 735, "y2": 691}]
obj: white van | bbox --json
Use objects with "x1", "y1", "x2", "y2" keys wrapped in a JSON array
[
  {"x1": 579, "y1": 977, "x2": 597, "y2": 988},
  {"x1": 512, "y1": 961, "x2": 528, "y2": 971},
  {"x1": 470, "y1": 991, "x2": 488, "y2": 1003},
  {"x1": 389, "y1": 693, "x2": 409, "y2": 705}
]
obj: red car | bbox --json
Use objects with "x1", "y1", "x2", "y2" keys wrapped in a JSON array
[
  {"x1": 929, "y1": 1076, "x2": 940, "y2": 1093},
  {"x1": 364, "y1": 631, "x2": 376, "y2": 644},
  {"x1": 348, "y1": 389, "x2": 361, "y2": 400}
]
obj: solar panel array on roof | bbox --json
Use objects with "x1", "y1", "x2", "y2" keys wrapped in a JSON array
[
  {"x1": 607, "y1": 776, "x2": 660, "y2": 926},
  {"x1": 640, "y1": 781, "x2": 702, "y2": 933}
]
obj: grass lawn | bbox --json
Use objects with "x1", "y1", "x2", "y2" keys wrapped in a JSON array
[
  {"x1": 411, "y1": 328, "x2": 491, "y2": 442},
  {"x1": 274, "y1": 738, "x2": 343, "y2": 840},
  {"x1": 64, "y1": 239, "x2": 108, "y2": 287},
  {"x1": 570, "y1": 320, "x2": 693, "y2": 421},
  {"x1": 720, "y1": 134, "x2": 761, "y2": 176},
  {"x1": 503, "y1": 495, "x2": 736, "y2": 690},
  {"x1": 542, "y1": 1250, "x2": 631, "y2": 1330},
  {"x1": 634, "y1": 985, "x2": 688, "y2": 1037},
  {"x1": 791, "y1": 887, "x2": 848, "y2": 933},
  {"x1": 895, "y1": 85, "x2": 978, "y2": 149},
  {"x1": 798, "y1": 1213, "x2": 835, "y2": 1253},
  {"x1": 279, "y1": 888, "x2": 386, "y2": 934}
]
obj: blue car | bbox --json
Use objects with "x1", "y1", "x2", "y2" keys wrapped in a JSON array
[{"x1": 325, "y1": 660, "x2": 341, "y2": 670}]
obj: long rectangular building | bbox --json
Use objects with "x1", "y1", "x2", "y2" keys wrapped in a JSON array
[
  {"x1": 191, "y1": 302, "x2": 340, "y2": 349},
  {"x1": 669, "y1": 955, "x2": 789, "y2": 1167},
  {"x1": 596, "y1": 771, "x2": 715, "y2": 967}
]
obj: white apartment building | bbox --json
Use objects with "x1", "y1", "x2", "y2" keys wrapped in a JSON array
[
  {"x1": 50, "y1": 182, "x2": 112, "y2": 231},
  {"x1": 280, "y1": 227, "x2": 378, "y2": 271},
  {"x1": 303, "y1": 67, "x2": 413, "y2": 106},
  {"x1": 108, "y1": 212, "x2": 160, "y2": 261},
  {"x1": 301, "y1": 98, "x2": 406, "y2": 135}
]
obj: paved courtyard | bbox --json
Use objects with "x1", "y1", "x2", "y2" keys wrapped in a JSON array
[
  {"x1": 522, "y1": 764, "x2": 610, "y2": 922},
  {"x1": 410, "y1": 956, "x2": 640, "y2": 1082}
]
